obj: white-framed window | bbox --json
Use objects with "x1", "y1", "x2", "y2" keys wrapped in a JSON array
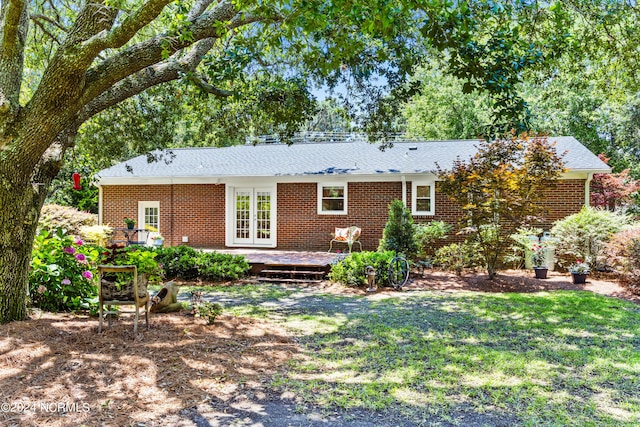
[
  {"x1": 317, "y1": 183, "x2": 348, "y2": 215},
  {"x1": 412, "y1": 181, "x2": 435, "y2": 215},
  {"x1": 138, "y1": 201, "x2": 160, "y2": 232}
]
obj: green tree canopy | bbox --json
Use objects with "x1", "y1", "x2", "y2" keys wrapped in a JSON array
[{"x1": 0, "y1": 0, "x2": 585, "y2": 323}]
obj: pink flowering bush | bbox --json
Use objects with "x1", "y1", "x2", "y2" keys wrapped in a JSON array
[{"x1": 29, "y1": 229, "x2": 99, "y2": 312}]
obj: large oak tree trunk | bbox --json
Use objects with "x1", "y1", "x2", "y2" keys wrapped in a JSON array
[
  {"x1": 0, "y1": 132, "x2": 62, "y2": 323},
  {"x1": 0, "y1": 173, "x2": 44, "y2": 322}
]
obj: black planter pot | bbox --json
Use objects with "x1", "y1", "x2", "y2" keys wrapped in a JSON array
[
  {"x1": 572, "y1": 273, "x2": 587, "y2": 284},
  {"x1": 533, "y1": 267, "x2": 548, "y2": 279}
]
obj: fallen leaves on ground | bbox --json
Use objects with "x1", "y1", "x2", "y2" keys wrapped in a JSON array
[{"x1": 0, "y1": 312, "x2": 298, "y2": 426}]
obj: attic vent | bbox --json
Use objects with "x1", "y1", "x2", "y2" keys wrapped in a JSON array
[{"x1": 408, "y1": 146, "x2": 418, "y2": 151}]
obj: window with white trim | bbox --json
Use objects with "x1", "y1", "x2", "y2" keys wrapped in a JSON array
[
  {"x1": 412, "y1": 181, "x2": 435, "y2": 215},
  {"x1": 138, "y1": 201, "x2": 160, "y2": 232},
  {"x1": 318, "y1": 183, "x2": 347, "y2": 215}
]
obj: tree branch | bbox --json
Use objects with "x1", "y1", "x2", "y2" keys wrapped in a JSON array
[
  {"x1": 30, "y1": 13, "x2": 68, "y2": 33},
  {"x1": 82, "y1": 0, "x2": 173, "y2": 53},
  {"x1": 0, "y1": 0, "x2": 28, "y2": 109},
  {"x1": 0, "y1": 0, "x2": 26, "y2": 57},
  {"x1": 76, "y1": 38, "x2": 217, "y2": 125},
  {"x1": 30, "y1": 15, "x2": 61, "y2": 45},
  {"x1": 185, "y1": 73, "x2": 233, "y2": 97},
  {"x1": 187, "y1": 0, "x2": 216, "y2": 20},
  {"x1": 80, "y1": 1, "x2": 251, "y2": 109}
]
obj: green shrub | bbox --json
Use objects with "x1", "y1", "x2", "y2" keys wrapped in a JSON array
[
  {"x1": 100, "y1": 245, "x2": 163, "y2": 286},
  {"x1": 154, "y1": 246, "x2": 200, "y2": 279},
  {"x1": 379, "y1": 200, "x2": 418, "y2": 258},
  {"x1": 154, "y1": 246, "x2": 250, "y2": 281},
  {"x1": 329, "y1": 251, "x2": 395, "y2": 287},
  {"x1": 196, "y1": 252, "x2": 250, "y2": 281},
  {"x1": 29, "y1": 229, "x2": 99, "y2": 312},
  {"x1": 80, "y1": 224, "x2": 113, "y2": 246},
  {"x1": 551, "y1": 207, "x2": 630, "y2": 270},
  {"x1": 194, "y1": 302, "x2": 223, "y2": 325},
  {"x1": 414, "y1": 220, "x2": 452, "y2": 259},
  {"x1": 434, "y1": 241, "x2": 483, "y2": 276},
  {"x1": 604, "y1": 226, "x2": 640, "y2": 278},
  {"x1": 38, "y1": 204, "x2": 97, "y2": 236}
]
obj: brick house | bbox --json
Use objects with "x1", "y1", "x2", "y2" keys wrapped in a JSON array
[{"x1": 96, "y1": 136, "x2": 609, "y2": 251}]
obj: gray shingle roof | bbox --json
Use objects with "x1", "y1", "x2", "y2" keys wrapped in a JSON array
[{"x1": 96, "y1": 136, "x2": 610, "y2": 181}]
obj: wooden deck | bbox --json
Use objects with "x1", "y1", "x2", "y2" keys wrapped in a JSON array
[
  {"x1": 216, "y1": 249, "x2": 341, "y2": 267},
  {"x1": 214, "y1": 249, "x2": 345, "y2": 283}
]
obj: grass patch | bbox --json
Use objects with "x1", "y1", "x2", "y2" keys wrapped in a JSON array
[
  {"x1": 291, "y1": 292, "x2": 639, "y2": 425},
  {"x1": 182, "y1": 284, "x2": 640, "y2": 425},
  {"x1": 180, "y1": 283, "x2": 296, "y2": 300}
]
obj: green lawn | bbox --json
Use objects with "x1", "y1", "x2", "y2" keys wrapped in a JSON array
[{"x1": 192, "y1": 284, "x2": 640, "y2": 426}]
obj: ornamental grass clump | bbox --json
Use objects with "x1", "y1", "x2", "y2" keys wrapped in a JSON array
[{"x1": 29, "y1": 229, "x2": 99, "y2": 312}]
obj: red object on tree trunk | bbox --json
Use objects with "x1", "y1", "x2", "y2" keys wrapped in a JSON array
[{"x1": 72, "y1": 172, "x2": 82, "y2": 191}]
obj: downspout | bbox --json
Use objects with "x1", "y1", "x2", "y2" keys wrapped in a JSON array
[
  {"x1": 170, "y1": 179, "x2": 174, "y2": 246},
  {"x1": 585, "y1": 173, "x2": 593, "y2": 207},
  {"x1": 401, "y1": 175, "x2": 407, "y2": 206},
  {"x1": 98, "y1": 185, "x2": 103, "y2": 225}
]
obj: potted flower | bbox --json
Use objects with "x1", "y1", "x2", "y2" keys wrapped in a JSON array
[
  {"x1": 151, "y1": 234, "x2": 164, "y2": 247},
  {"x1": 531, "y1": 243, "x2": 548, "y2": 279},
  {"x1": 124, "y1": 218, "x2": 136, "y2": 229},
  {"x1": 568, "y1": 260, "x2": 590, "y2": 284}
]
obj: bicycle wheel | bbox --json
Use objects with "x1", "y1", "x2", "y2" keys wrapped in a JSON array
[{"x1": 388, "y1": 256, "x2": 410, "y2": 289}]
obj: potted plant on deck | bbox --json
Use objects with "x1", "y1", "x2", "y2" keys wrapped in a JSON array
[
  {"x1": 568, "y1": 260, "x2": 590, "y2": 284},
  {"x1": 151, "y1": 234, "x2": 164, "y2": 247},
  {"x1": 531, "y1": 242, "x2": 548, "y2": 279}
]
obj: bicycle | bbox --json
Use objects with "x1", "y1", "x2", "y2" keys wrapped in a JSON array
[{"x1": 388, "y1": 252, "x2": 410, "y2": 290}]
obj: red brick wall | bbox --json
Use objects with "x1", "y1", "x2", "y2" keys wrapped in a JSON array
[
  {"x1": 102, "y1": 184, "x2": 225, "y2": 248},
  {"x1": 277, "y1": 182, "x2": 402, "y2": 251},
  {"x1": 539, "y1": 179, "x2": 586, "y2": 225},
  {"x1": 102, "y1": 179, "x2": 586, "y2": 250}
]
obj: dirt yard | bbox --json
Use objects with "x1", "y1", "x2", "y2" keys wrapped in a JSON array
[{"x1": 0, "y1": 269, "x2": 637, "y2": 426}]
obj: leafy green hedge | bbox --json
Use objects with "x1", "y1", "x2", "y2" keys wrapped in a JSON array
[
  {"x1": 329, "y1": 251, "x2": 395, "y2": 287},
  {"x1": 154, "y1": 246, "x2": 200, "y2": 279},
  {"x1": 154, "y1": 246, "x2": 250, "y2": 281}
]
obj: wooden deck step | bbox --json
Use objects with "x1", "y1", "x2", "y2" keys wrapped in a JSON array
[
  {"x1": 256, "y1": 263, "x2": 328, "y2": 284},
  {"x1": 261, "y1": 269, "x2": 326, "y2": 276},
  {"x1": 257, "y1": 277, "x2": 323, "y2": 284}
]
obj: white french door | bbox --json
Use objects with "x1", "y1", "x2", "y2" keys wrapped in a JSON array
[{"x1": 232, "y1": 187, "x2": 275, "y2": 246}]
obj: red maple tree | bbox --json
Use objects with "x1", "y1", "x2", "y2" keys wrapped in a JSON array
[{"x1": 591, "y1": 155, "x2": 640, "y2": 211}]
